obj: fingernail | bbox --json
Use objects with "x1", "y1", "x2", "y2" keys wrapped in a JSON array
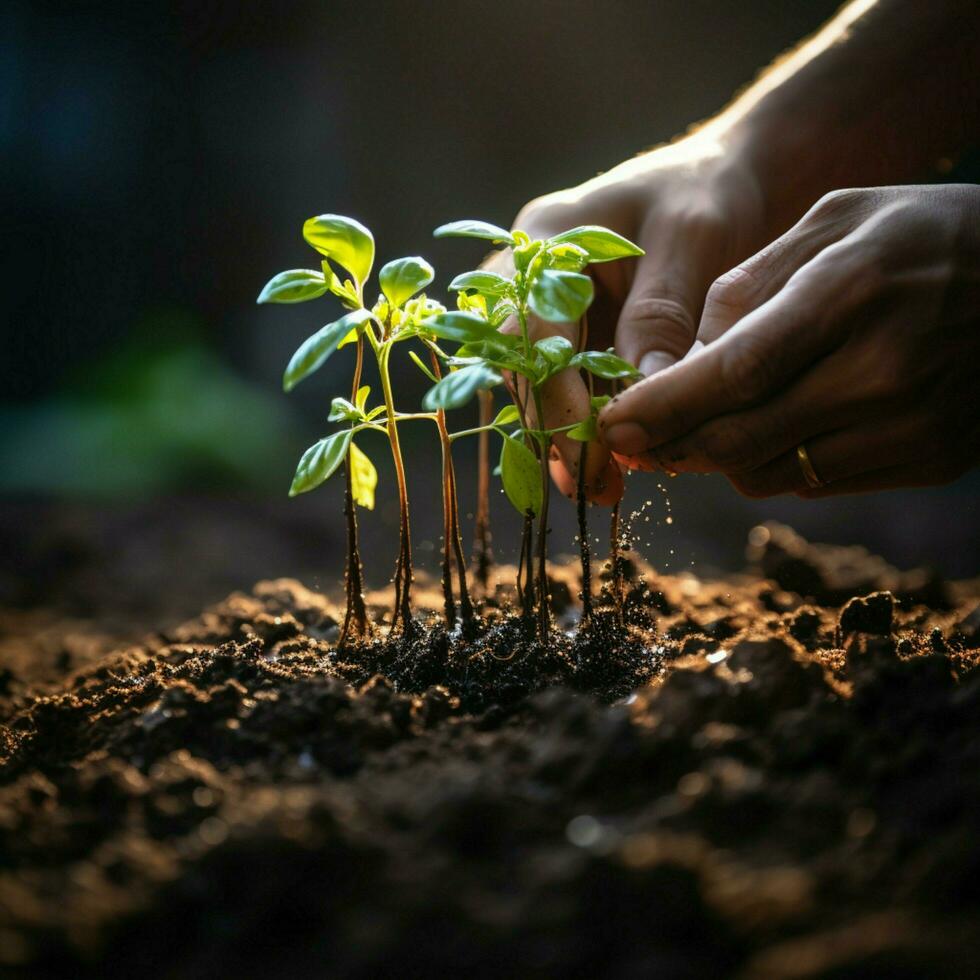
[
  {"x1": 639, "y1": 352, "x2": 676, "y2": 377},
  {"x1": 602, "y1": 421, "x2": 649, "y2": 455}
]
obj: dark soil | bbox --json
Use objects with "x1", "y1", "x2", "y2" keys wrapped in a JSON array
[{"x1": 1, "y1": 522, "x2": 979, "y2": 979}]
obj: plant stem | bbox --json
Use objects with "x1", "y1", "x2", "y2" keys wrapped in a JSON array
[
  {"x1": 438, "y1": 445, "x2": 456, "y2": 629},
  {"x1": 575, "y1": 312, "x2": 593, "y2": 626},
  {"x1": 473, "y1": 389, "x2": 494, "y2": 590},
  {"x1": 518, "y1": 513, "x2": 535, "y2": 618},
  {"x1": 447, "y1": 452, "x2": 475, "y2": 623},
  {"x1": 339, "y1": 336, "x2": 370, "y2": 647},
  {"x1": 576, "y1": 441, "x2": 593, "y2": 624},
  {"x1": 378, "y1": 342, "x2": 414, "y2": 633},
  {"x1": 430, "y1": 352, "x2": 474, "y2": 628},
  {"x1": 532, "y1": 388, "x2": 551, "y2": 642},
  {"x1": 508, "y1": 359, "x2": 537, "y2": 623}
]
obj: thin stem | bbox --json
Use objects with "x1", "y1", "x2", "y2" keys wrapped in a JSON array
[
  {"x1": 518, "y1": 513, "x2": 535, "y2": 618},
  {"x1": 447, "y1": 452, "x2": 474, "y2": 623},
  {"x1": 473, "y1": 389, "x2": 494, "y2": 590},
  {"x1": 508, "y1": 370, "x2": 537, "y2": 621},
  {"x1": 439, "y1": 436, "x2": 456, "y2": 629},
  {"x1": 339, "y1": 336, "x2": 370, "y2": 647},
  {"x1": 577, "y1": 440, "x2": 593, "y2": 624},
  {"x1": 532, "y1": 387, "x2": 551, "y2": 642},
  {"x1": 429, "y1": 350, "x2": 474, "y2": 628},
  {"x1": 575, "y1": 312, "x2": 593, "y2": 626},
  {"x1": 378, "y1": 342, "x2": 414, "y2": 633}
]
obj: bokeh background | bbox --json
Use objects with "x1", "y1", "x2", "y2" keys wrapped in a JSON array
[{"x1": 3, "y1": 0, "x2": 977, "y2": 626}]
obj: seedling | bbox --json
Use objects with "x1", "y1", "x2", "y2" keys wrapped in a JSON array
[
  {"x1": 425, "y1": 219, "x2": 644, "y2": 638},
  {"x1": 258, "y1": 215, "x2": 456, "y2": 638},
  {"x1": 258, "y1": 212, "x2": 643, "y2": 645}
]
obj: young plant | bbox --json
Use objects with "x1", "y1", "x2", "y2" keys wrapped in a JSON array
[
  {"x1": 425, "y1": 220, "x2": 644, "y2": 639},
  {"x1": 258, "y1": 214, "x2": 444, "y2": 637}
]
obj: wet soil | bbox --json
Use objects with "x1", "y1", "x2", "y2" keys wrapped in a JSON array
[{"x1": 1, "y1": 522, "x2": 979, "y2": 978}]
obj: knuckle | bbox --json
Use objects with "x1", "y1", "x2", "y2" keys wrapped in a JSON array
[
  {"x1": 820, "y1": 237, "x2": 887, "y2": 299},
  {"x1": 619, "y1": 295, "x2": 695, "y2": 359},
  {"x1": 861, "y1": 342, "x2": 908, "y2": 403},
  {"x1": 679, "y1": 201, "x2": 728, "y2": 240},
  {"x1": 720, "y1": 336, "x2": 774, "y2": 405},
  {"x1": 705, "y1": 265, "x2": 760, "y2": 317},
  {"x1": 809, "y1": 187, "x2": 867, "y2": 219},
  {"x1": 514, "y1": 195, "x2": 578, "y2": 237}
]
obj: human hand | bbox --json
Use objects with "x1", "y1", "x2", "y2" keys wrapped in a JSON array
[
  {"x1": 487, "y1": 133, "x2": 768, "y2": 503},
  {"x1": 599, "y1": 184, "x2": 980, "y2": 496}
]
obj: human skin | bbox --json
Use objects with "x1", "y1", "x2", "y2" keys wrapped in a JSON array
[{"x1": 497, "y1": 0, "x2": 980, "y2": 501}]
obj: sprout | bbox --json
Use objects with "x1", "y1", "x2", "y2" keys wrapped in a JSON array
[{"x1": 259, "y1": 211, "x2": 643, "y2": 644}]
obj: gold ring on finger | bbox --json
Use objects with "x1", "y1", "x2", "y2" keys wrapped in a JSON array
[{"x1": 796, "y1": 443, "x2": 826, "y2": 489}]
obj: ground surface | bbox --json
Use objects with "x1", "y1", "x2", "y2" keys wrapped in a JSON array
[{"x1": 1, "y1": 522, "x2": 979, "y2": 978}]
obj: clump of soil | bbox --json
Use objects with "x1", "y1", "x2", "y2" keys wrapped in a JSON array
[{"x1": 1, "y1": 522, "x2": 979, "y2": 978}]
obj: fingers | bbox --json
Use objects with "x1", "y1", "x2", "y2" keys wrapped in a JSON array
[
  {"x1": 696, "y1": 201, "x2": 861, "y2": 345},
  {"x1": 550, "y1": 446, "x2": 625, "y2": 505},
  {"x1": 598, "y1": 253, "x2": 850, "y2": 458},
  {"x1": 725, "y1": 415, "x2": 931, "y2": 498},
  {"x1": 614, "y1": 247, "x2": 700, "y2": 378},
  {"x1": 614, "y1": 211, "x2": 726, "y2": 378},
  {"x1": 648, "y1": 347, "x2": 868, "y2": 475}
]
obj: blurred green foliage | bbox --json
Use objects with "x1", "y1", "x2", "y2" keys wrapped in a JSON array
[{"x1": 0, "y1": 313, "x2": 300, "y2": 498}]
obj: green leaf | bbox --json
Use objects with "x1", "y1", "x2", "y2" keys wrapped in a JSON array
[
  {"x1": 489, "y1": 303, "x2": 517, "y2": 327},
  {"x1": 379, "y1": 255, "x2": 435, "y2": 308},
  {"x1": 455, "y1": 340, "x2": 527, "y2": 375},
  {"x1": 448, "y1": 270, "x2": 512, "y2": 295},
  {"x1": 425, "y1": 312, "x2": 500, "y2": 345},
  {"x1": 514, "y1": 231, "x2": 544, "y2": 272},
  {"x1": 455, "y1": 331, "x2": 520, "y2": 354},
  {"x1": 408, "y1": 349, "x2": 439, "y2": 383},
  {"x1": 492, "y1": 404, "x2": 521, "y2": 427},
  {"x1": 434, "y1": 220, "x2": 516, "y2": 245},
  {"x1": 322, "y1": 262, "x2": 359, "y2": 307},
  {"x1": 528, "y1": 270, "x2": 594, "y2": 323},
  {"x1": 534, "y1": 335, "x2": 575, "y2": 371},
  {"x1": 566, "y1": 416, "x2": 598, "y2": 442},
  {"x1": 328, "y1": 397, "x2": 360, "y2": 423},
  {"x1": 546, "y1": 242, "x2": 590, "y2": 272},
  {"x1": 257, "y1": 269, "x2": 328, "y2": 305},
  {"x1": 289, "y1": 430, "x2": 352, "y2": 496},
  {"x1": 282, "y1": 309, "x2": 373, "y2": 392},
  {"x1": 303, "y1": 215, "x2": 375, "y2": 287},
  {"x1": 570, "y1": 349, "x2": 643, "y2": 381},
  {"x1": 423, "y1": 363, "x2": 502, "y2": 412},
  {"x1": 547, "y1": 225, "x2": 644, "y2": 263},
  {"x1": 355, "y1": 385, "x2": 371, "y2": 412},
  {"x1": 499, "y1": 435, "x2": 542, "y2": 517},
  {"x1": 349, "y1": 442, "x2": 377, "y2": 510},
  {"x1": 590, "y1": 394, "x2": 612, "y2": 411}
]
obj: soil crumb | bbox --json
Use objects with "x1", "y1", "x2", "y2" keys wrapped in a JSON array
[{"x1": 1, "y1": 522, "x2": 978, "y2": 979}]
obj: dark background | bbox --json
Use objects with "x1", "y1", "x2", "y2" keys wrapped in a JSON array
[{"x1": 2, "y1": 0, "x2": 977, "y2": 622}]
